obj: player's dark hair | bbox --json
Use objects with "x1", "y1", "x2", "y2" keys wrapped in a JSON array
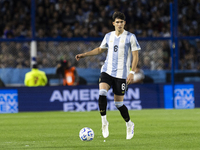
[{"x1": 112, "y1": 11, "x2": 126, "y2": 21}]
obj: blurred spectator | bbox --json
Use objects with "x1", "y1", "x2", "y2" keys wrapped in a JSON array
[
  {"x1": 1, "y1": 0, "x2": 199, "y2": 39},
  {"x1": 196, "y1": 40, "x2": 200, "y2": 62},
  {"x1": 0, "y1": 0, "x2": 200, "y2": 71},
  {"x1": 141, "y1": 56, "x2": 151, "y2": 70},
  {"x1": 76, "y1": 8, "x2": 87, "y2": 25},
  {"x1": 150, "y1": 48, "x2": 165, "y2": 70},
  {"x1": 132, "y1": 67, "x2": 145, "y2": 84},
  {"x1": 24, "y1": 64, "x2": 48, "y2": 87},
  {"x1": 0, "y1": 78, "x2": 5, "y2": 87},
  {"x1": 62, "y1": 6, "x2": 76, "y2": 26},
  {"x1": 56, "y1": 60, "x2": 79, "y2": 86},
  {"x1": 130, "y1": 66, "x2": 154, "y2": 84}
]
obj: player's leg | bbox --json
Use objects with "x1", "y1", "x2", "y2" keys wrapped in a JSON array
[
  {"x1": 99, "y1": 72, "x2": 111, "y2": 138},
  {"x1": 99, "y1": 82, "x2": 110, "y2": 138},
  {"x1": 99, "y1": 82, "x2": 109, "y2": 116},
  {"x1": 114, "y1": 95, "x2": 135, "y2": 139},
  {"x1": 113, "y1": 79, "x2": 134, "y2": 139},
  {"x1": 114, "y1": 95, "x2": 130, "y2": 122}
]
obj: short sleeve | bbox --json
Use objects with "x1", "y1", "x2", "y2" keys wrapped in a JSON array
[
  {"x1": 130, "y1": 34, "x2": 141, "y2": 51},
  {"x1": 100, "y1": 34, "x2": 108, "y2": 49}
]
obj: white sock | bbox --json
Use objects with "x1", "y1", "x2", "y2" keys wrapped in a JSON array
[
  {"x1": 101, "y1": 115, "x2": 107, "y2": 125},
  {"x1": 126, "y1": 120, "x2": 132, "y2": 127}
]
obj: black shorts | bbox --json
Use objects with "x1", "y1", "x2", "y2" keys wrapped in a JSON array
[{"x1": 99, "y1": 72, "x2": 127, "y2": 95}]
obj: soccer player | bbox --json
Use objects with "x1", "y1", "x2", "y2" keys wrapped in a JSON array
[{"x1": 75, "y1": 11, "x2": 141, "y2": 139}]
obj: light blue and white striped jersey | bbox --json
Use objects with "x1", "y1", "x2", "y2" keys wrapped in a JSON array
[{"x1": 100, "y1": 30, "x2": 141, "y2": 79}]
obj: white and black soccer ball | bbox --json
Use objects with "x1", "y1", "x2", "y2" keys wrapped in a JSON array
[{"x1": 79, "y1": 127, "x2": 94, "y2": 141}]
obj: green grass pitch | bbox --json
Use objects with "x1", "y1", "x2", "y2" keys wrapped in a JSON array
[{"x1": 0, "y1": 109, "x2": 200, "y2": 150}]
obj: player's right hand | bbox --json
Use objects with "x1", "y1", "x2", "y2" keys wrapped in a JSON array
[{"x1": 75, "y1": 54, "x2": 85, "y2": 61}]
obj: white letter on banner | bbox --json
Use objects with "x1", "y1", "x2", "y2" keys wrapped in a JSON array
[
  {"x1": 90, "y1": 89, "x2": 99, "y2": 101},
  {"x1": 7, "y1": 94, "x2": 18, "y2": 101},
  {"x1": 87, "y1": 102, "x2": 98, "y2": 111},
  {"x1": 63, "y1": 102, "x2": 74, "y2": 111},
  {"x1": 127, "y1": 88, "x2": 140, "y2": 99},
  {"x1": 63, "y1": 90, "x2": 78, "y2": 101},
  {"x1": 0, "y1": 94, "x2": 7, "y2": 102},
  {"x1": 175, "y1": 89, "x2": 182, "y2": 97},
  {"x1": 50, "y1": 90, "x2": 63, "y2": 102},
  {"x1": 107, "y1": 89, "x2": 114, "y2": 100},
  {"x1": 75, "y1": 102, "x2": 86, "y2": 111},
  {"x1": 131, "y1": 100, "x2": 142, "y2": 110},
  {"x1": 5, "y1": 94, "x2": 18, "y2": 105},
  {"x1": 183, "y1": 88, "x2": 193, "y2": 100},
  {"x1": 79, "y1": 89, "x2": 89, "y2": 101}
]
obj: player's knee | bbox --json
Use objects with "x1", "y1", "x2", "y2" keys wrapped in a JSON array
[
  {"x1": 114, "y1": 101, "x2": 123, "y2": 108},
  {"x1": 99, "y1": 89, "x2": 107, "y2": 96}
]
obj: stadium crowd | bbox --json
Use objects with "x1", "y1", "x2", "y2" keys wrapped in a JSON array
[{"x1": 0, "y1": 0, "x2": 200, "y2": 70}]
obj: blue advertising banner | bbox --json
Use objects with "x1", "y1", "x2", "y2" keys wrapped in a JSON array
[
  {"x1": 16, "y1": 84, "x2": 164, "y2": 112},
  {"x1": 50, "y1": 87, "x2": 142, "y2": 111},
  {"x1": 0, "y1": 89, "x2": 18, "y2": 113},
  {"x1": 164, "y1": 84, "x2": 194, "y2": 109},
  {"x1": 1, "y1": 83, "x2": 198, "y2": 113}
]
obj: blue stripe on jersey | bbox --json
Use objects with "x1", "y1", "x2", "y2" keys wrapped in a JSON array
[
  {"x1": 111, "y1": 36, "x2": 120, "y2": 77},
  {"x1": 133, "y1": 34, "x2": 141, "y2": 49},
  {"x1": 123, "y1": 32, "x2": 131, "y2": 78},
  {"x1": 102, "y1": 33, "x2": 111, "y2": 72}
]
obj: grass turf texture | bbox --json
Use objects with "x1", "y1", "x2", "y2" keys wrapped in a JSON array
[{"x1": 0, "y1": 109, "x2": 200, "y2": 150}]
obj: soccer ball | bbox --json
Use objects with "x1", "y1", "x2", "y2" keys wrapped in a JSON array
[{"x1": 79, "y1": 127, "x2": 94, "y2": 141}]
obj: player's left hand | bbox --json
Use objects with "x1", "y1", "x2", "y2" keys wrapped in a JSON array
[{"x1": 126, "y1": 73, "x2": 134, "y2": 85}]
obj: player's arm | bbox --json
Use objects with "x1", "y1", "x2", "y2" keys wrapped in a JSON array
[
  {"x1": 75, "y1": 47, "x2": 107, "y2": 61},
  {"x1": 131, "y1": 51, "x2": 139, "y2": 72},
  {"x1": 127, "y1": 50, "x2": 139, "y2": 84}
]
